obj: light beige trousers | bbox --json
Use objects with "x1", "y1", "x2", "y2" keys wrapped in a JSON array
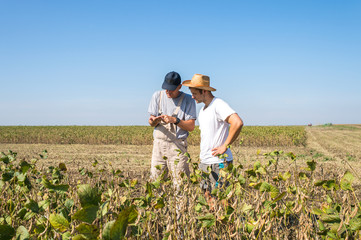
[{"x1": 150, "y1": 124, "x2": 190, "y2": 184}]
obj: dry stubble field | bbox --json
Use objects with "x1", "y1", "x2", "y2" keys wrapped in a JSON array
[{"x1": 0, "y1": 125, "x2": 360, "y2": 184}]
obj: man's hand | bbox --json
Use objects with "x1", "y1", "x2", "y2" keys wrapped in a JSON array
[
  {"x1": 149, "y1": 115, "x2": 162, "y2": 127},
  {"x1": 161, "y1": 115, "x2": 176, "y2": 124},
  {"x1": 211, "y1": 144, "x2": 228, "y2": 157}
]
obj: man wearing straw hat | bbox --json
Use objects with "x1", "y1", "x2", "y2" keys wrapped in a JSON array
[
  {"x1": 183, "y1": 74, "x2": 243, "y2": 202},
  {"x1": 148, "y1": 71, "x2": 197, "y2": 184}
]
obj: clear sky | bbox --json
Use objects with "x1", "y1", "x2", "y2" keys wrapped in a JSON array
[{"x1": 1, "y1": 0, "x2": 360, "y2": 126}]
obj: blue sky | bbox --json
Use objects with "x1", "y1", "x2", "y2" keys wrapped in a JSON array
[{"x1": 1, "y1": 0, "x2": 360, "y2": 126}]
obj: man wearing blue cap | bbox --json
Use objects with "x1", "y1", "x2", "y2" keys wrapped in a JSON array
[{"x1": 148, "y1": 71, "x2": 197, "y2": 185}]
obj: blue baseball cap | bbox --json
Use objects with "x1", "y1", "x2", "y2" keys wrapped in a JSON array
[{"x1": 162, "y1": 71, "x2": 181, "y2": 91}]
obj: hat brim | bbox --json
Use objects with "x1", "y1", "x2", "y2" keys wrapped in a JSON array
[
  {"x1": 182, "y1": 80, "x2": 216, "y2": 91},
  {"x1": 162, "y1": 81, "x2": 179, "y2": 91}
]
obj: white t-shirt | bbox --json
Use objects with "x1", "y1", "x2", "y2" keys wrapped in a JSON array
[{"x1": 198, "y1": 97, "x2": 236, "y2": 164}]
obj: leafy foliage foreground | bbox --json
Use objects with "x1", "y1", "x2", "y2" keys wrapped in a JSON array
[{"x1": 1, "y1": 150, "x2": 360, "y2": 239}]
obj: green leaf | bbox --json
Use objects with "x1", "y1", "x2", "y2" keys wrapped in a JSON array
[
  {"x1": 318, "y1": 220, "x2": 325, "y2": 231},
  {"x1": 102, "y1": 221, "x2": 115, "y2": 240},
  {"x1": 109, "y1": 205, "x2": 138, "y2": 239},
  {"x1": 49, "y1": 213, "x2": 70, "y2": 232},
  {"x1": 253, "y1": 161, "x2": 262, "y2": 170},
  {"x1": 16, "y1": 174, "x2": 26, "y2": 184},
  {"x1": 349, "y1": 217, "x2": 361, "y2": 231},
  {"x1": 211, "y1": 188, "x2": 218, "y2": 196},
  {"x1": 72, "y1": 234, "x2": 88, "y2": 240},
  {"x1": 130, "y1": 179, "x2": 138, "y2": 188},
  {"x1": 327, "y1": 232, "x2": 337, "y2": 239},
  {"x1": 197, "y1": 195, "x2": 208, "y2": 206},
  {"x1": 0, "y1": 224, "x2": 15, "y2": 240},
  {"x1": 41, "y1": 176, "x2": 52, "y2": 188},
  {"x1": 311, "y1": 208, "x2": 324, "y2": 215},
  {"x1": 299, "y1": 172, "x2": 308, "y2": 180},
  {"x1": 76, "y1": 223, "x2": 99, "y2": 239},
  {"x1": 287, "y1": 152, "x2": 296, "y2": 161},
  {"x1": 241, "y1": 203, "x2": 253, "y2": 213},
  {"x1": 146, "y1": 182, "x2": 154, "y2": 195},
  {"x1": 246, "y1": 222, "x2": 255, "y2": 233},
  {"x1": 152, "y1": 180, "x2": 161, "y2": 189},
  {"x1": 25, "y1": 199, "x2": 39, "y2": 213},
  {"x1": 77, "y1": 184, "x2": 101, "y2": 207},
  {"x1": 245, "y1": 169, "x2": 256, "y2": 177},
  {"x1": 226, "y1": 206, "x2": 234, "y2": 215},
  {"x1": 280, "y1": 171, "x2": 291, "y2": 181},
  {"x1": 41, "y1": 176, "x2": 69, "y2": 192},
  {"x1": 330, "y1": 222, "x2": 345, "y2": 234},
  {"x1": 323, "y1": 180, "x2": 339, "y2": 191},
  {"x1": 259, "y1": 182, "x2": 279, "y2": 198},
  {"x1": 326, "y1": 195, "x2": 333, "y2": 203},
  {"x1": 64, "y1": 199, "x2": 74, "y2": 209},
  {"x1": 235, "y1": 182, "x2": 242, "y2": 195},
  {"x1": 72, "y1": 205, "x2": 99, "y2": 224},
  {"x1": 0, "y1": 180, "x2": 4, "y2": 191},
  {"x1": 39, "y1": 150, "x2": 48, "y2": 159},
  {"x1": 320, "y1": 214, "x2": 341, "y2": 223},
  {"x1": 238, "y1": 174, "x2": 246, "y2": 185},
  {"x1": 23, "y1": 212, "x2": 36, "y2": 221},
  {"x1": 305, "y1": 160, "x2": 316, "y2": 171},
  {"x1": 341, "y1": 181, "x2": 352, "y2": 191},
  {"x1": 0, "y1": 155, "x2": 10, "y2": 164},
  {"x1": 16, "y1": 208, "x2": 28, "y2": 220},
  {"x1": 53, "y1": 184, "x2": 69, "y2": 191},
  {"x1": 272, "y1": 192, "x2": 286, "y2": 202},
  {"x1": 314, "y1": 180, "x2": 326, "y2": 186},
  {"x1": 195, "y1": 203, "x2": 202, "y2": 213},
  {"x1": 197, "y1": 214, "x2": 216, "y2": 228},
  {"x1": 16, "y1": 226, "x2": 29, "y2": 240},
  {"x1": 162, "y1": 231, "x2": 170, "y2": 240},
  {"x1": 341, "y1": 171, "x2": 354, "y2": 191},
  {"x1": 255, "y1": 166, "x2": 267, "y2": 175},
  {"x1": 126, "y1": 206, "x2": 138, "y2": 224},
  {"x1": 7, "y1": 199, "x2": 15, "y2": 213},
  {"x1": 270, "y1": 150, "x2": 282, "y2": 156},
  {"x1": 342, "y1": 171, "x2": 354, "y2": 182},
  {"x1": 154, "y1": 198, "x2": 165, "y2": 209},
  {"x1": 101, "y1": 201, "x2": 109, "y2": 217},
  {"x1": 249, "y1": 182, "x2": 259, "y2": 189},
  {"x1": 39, "y1": 200, "x2": 50, "y2": 211},
  {"x1": 59, "y1": 163, "x2": 67, "y2": 171},
  {"x1": 225, "y1": 184, "x2": 233, "y2": 198},
  {"x1": 2, "y1": 172, "x2": 13, "y2": 181},
  {"x1": 19, "y1": 161, "x2": 31, "y2": 174},
  {"x1": 62, "y1": 232, "x2": 71, "y2": 240}
]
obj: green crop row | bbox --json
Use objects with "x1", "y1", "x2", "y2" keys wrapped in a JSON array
[
  {"x1": 0, "y1": 125, "x2": 307, "y2": 147},
  {"x1": 1, "y1": 149, "x2": 360, "y2": 239}
]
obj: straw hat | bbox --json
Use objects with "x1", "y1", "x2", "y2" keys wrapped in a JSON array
[{"x1": 182, "y1": 74, "x2": 216, "y2": 91}]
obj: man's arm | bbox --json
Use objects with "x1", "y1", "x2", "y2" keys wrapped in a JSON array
[
  {"x1": 211, "y1": 113, "x2": 243, "y2": 156},
  {"x1": 177, "y1": 118, "x2": 196, "y2": 132}
]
